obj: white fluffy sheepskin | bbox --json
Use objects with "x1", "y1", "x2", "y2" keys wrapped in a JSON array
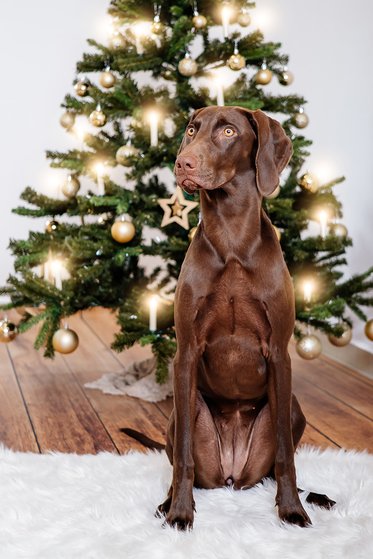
[{"x1": 0, "y1": 445, "x2": 372, "y2": 559}]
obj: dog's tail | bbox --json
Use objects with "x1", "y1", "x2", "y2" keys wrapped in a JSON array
[{"x1": 120, "y1": 428, "x2": 166, "y2": 451}]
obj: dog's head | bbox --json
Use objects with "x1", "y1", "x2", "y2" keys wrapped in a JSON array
[{"x1": 175, "y1": 106, "x2": 292, "y2": 197}]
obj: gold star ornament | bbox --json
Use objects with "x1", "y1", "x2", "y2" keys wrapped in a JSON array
[{"x1": 158, "y1": 186, "x2": 198, "y2": 230}]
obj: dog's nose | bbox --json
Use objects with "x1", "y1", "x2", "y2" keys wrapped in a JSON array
[{"x1": 176, "y1": 154, "x2": 198, "y2": 173}]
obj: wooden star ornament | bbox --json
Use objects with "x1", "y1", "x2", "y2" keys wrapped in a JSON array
[{"x1": 158, "y1": 186, "x2": 198, "y2": 230}]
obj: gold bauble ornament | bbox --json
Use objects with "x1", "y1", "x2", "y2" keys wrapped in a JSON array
[
  {"x1": 116, "y1": 144, "x2": 139, "y2": 166},
  {"x1": 0, "y1": 320, "x2": 17, "y2": 343},
  {"x1": 365, "y1": 319, "x2": 373, "y2": 341},
  {"x1": 52, "y1": 327, "x2": 79, "y2": 354},
  {"x1": 59, "y1": 111, "x2": 75, "y2": 130},
  {"x1": 273, "y1": 225, "x2": 281, "y2": 241},
  {"x1": 296, "y1": 334, "x2": 322, "y2": 360},
  {"x1": 151, "y1": 15, "x2": 164, "y2": 34},
  {"x1": 62, "y1": 175, "x2": 80, "y2": 198},
  {"x1": 328, "y1": 323, "x2": 352, "y2": 347},
  {"x1": 89, "y1": 105, "x2": 107, "y2": 127},
  {"x1": 111, "y1": 219, "x2": 136, "y2": 243},
  {"x1": 192, "y1": 12, "x2": 207, "y2": 29},
  {"x1": 237, "y1": 10, "x2": 251, "y2": 27},
  {"x1": 228, "y1": 53, "x2": 246, "y2": 71},
  {"x1": 188, "y1": 226, "x2": 198, "y2": 241},
  {"x1": 298, "y1": 172, "x2": 319, "y2": 193},
  {"x1": 45, "y1": 220, "x2": 59, "y2": 234},
  {"x1": 99, "y1": 69, "x2": 116, "y2": 89},
  {"x1": 110, "y1": 31, "x2": 126, "y2": 50},
  {"x1": 74, "y1": 80, "x2": 89, "y2": 97},
  {"x1": 279, "y1": 68, "x2": 294, "y2": 86},
  {"x1": 255, "y1": 63, "x2": 272, "y2": 85},
  {"x1": 178, "y1": 54, "x2": 198, "y2": 76},
  {"x1": 293, "y1": 109, "x2": 309, "y2": 129},
  {"x1": 330, "y1": 223, "x2": 348, "y2": 238}
]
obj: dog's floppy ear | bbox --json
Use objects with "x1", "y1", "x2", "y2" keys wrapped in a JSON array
[{"x1": 247, "y1": 109, "x2": 293, "y2": 197}]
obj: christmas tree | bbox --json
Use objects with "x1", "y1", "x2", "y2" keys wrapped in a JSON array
[{"x1": 1, "y1": 0, "x2": 373, "y2": 381}]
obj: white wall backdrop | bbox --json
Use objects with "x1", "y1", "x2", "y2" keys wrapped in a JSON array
[{"x1": 0, "y1": 0, "x2": 372, "y2": 352}]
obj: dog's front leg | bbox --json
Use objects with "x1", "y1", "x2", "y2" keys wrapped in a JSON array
[
  {"x1": 165, "y1": 345, "x2": 198, "y2": 530},
  {"x1": 268, "y1": 350, "x2": 311, "y2": 527}
]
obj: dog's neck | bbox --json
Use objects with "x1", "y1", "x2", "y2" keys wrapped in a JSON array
[{"x1": 199, "y1": 172, "x2": 264, "y2": 261}]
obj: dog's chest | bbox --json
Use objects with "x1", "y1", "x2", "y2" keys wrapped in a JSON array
[{"x1": 194, "y1": 259, "x2": 270, "y2": 340}]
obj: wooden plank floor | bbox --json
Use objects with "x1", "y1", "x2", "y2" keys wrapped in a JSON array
[{"x1": 0, "y1": 307, "x2": 372, "y2": 454}]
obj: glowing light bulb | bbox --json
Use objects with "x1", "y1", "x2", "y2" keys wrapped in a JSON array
[
  {"x1": 133, "y1": 21, "x2": 152, "y2": 54},
  {"x1": 213, "y1": 73, "x2": 225, "y2": 106},
  {"x1": 303, "y1": 280, "x2": 314, "y2": 305},
  {"x1": 49, "y1": 258, "x2": 63, "y2": 290},
  {"x1": 221, "y1": 5, "x2": 233, "y2": 38},
  {"x1": 318, "y1": 209, "x2": 329, "y2": 239},
  {"x1": 147, "y1": 110, "x2": 160, "y2": 146},
  {"x1": 148, "y1": 295, "x2": 159, "y2": 331}
]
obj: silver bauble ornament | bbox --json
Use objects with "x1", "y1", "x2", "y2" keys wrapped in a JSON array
[
  {"x1": 116, "y1": 144, "x2": 139, "y2": 166},
  {"x1": 178, "y1": 54, "x2": 198, "y2": 76},
  {"x1": 62, "y1": 175, "x2": 80, "y2": 198},
  {"x1": 296, "y1": 334, "x2": 322, "y2": 360},
  {"x1": 74, "y1": 80, "x2": 89, "y2": 97},
  {"x1": 293, "y1": 109, "x2": 309, "y2": 128},
  {"x1": 99, "y1": 69, "x2": 116, "y2": 89},
  {"x1": 59, "y1": 111, "x2": 75, "y2": 130},
  {"x1": 0, "y1": 320, "x2": 17, "y2": 343},
  {"x1": 328, "y1": 323, "x2": 352, "y2": 347},
  {"x1": 330, "y1": 223, "x2": 348, "y2": 238},
  {"x1": 52, "y1": 327, "x2": 79, "y2": 354}
]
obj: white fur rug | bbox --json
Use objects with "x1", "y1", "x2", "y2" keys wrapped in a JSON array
[{"x1": 0, "y1": 446, "x2": 372, "y2": 559}]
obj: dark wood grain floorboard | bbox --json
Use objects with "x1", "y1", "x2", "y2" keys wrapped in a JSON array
[{"x1": 0, "y1": 308, "x2": 371, "y2": 454}]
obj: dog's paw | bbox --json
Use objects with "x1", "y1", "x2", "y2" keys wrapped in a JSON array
[
  {"x1": 278, "y1": 503, "x2": 311, "y2": 527},
  {"x1": 306, "y1": 492, "x2": 336, "y2": 509},
  {"x1": 155, "y1": 496, "x2": 172, "y2": 518},
  {"x1": 164, "y1": 504, "x2": 194, "y2": 531}
]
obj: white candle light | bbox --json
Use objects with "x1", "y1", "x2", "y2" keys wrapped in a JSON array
[
  {"x1": 94, "y1": 162, "x2": 106, "y2": 195},
  {"x1": 133, "y1": 21, "x2": 152, "y2": 55},
  {"x1": 214, "y1": 74, "x2": 225, "y2": 106},
  {"x1": 221, "y1": 5, "x2": 232, "y2": 38},
  {"x1": 303, "y1": 280, "x2": 314, "y2": 305},
  {"x1": 147, "y1": 110, "x2": 159, "y2": 147},
  {"x1": 318, "y1": 209, "x2": 328, "y2": 238},
  {"x1": 149, "y1": 295, "x2": 159, "y2": 331},
  {"x1": 49, "y1": 258, "x2": 63, "y2": 290}
]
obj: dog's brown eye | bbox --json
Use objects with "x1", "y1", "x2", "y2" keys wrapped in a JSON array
[
  {"x1": 187, "y1": 126, "x2": 195, "y2": 137},
  {"x1": 224, "y1": 127, "x2": 235, "y2": 137}
]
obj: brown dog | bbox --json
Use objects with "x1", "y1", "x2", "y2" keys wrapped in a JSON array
[{"x1": 155, "y1": 106, "x2": 335, "y2": 530}]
